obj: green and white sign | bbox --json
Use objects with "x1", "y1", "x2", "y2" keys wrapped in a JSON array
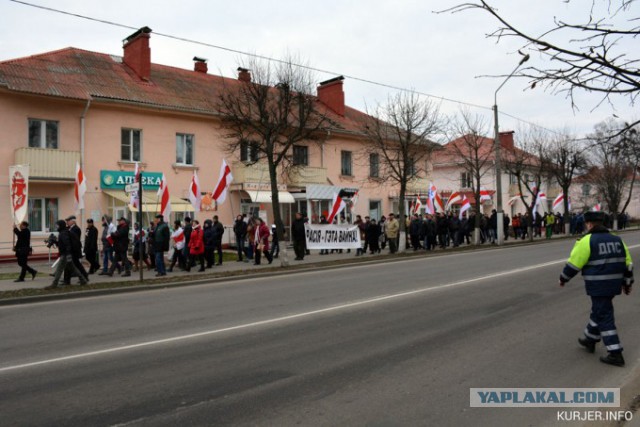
[{"x1": 100, "y1": 170, "x2": 163, "y2": 190}]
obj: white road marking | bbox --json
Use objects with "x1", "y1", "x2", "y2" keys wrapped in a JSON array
[{"x1": 2, "y1": 243, "x2": 639, "y2": 374}]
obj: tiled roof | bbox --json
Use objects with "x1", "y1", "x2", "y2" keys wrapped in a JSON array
[
  {"x1": 432, "y1": 134, "x2": 528, "y2": 165},
  {"x1": 0, "y1": 47, "x2": 369, "y2": 134}
]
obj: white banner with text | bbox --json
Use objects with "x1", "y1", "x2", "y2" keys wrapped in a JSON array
[{"x1": 304, "y1": 223, "x2": 361, "y2": 250}]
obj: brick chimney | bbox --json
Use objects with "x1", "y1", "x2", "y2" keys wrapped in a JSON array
[
  {"x1": 237, "y1": 67, "x2": 251, "y2": 82},
  {"x1": 193, "y1": 56, "x2": 208, "y2": 74},
  {"x1": 317, "y1": 76, "x2": 345, "y2": 116},
  {"x1": 123, "y1": 26, "x2": 152, "y2": 81},
  {"x1": 499, "y1": 131, "x2": 515, "y2": 150}
]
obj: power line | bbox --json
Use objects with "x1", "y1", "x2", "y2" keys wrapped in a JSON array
[{"x1": 8, "y1": 0, "x2": 563, "y2": 135}]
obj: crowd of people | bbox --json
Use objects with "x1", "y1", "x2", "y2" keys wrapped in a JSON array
[{"x1": 9, "y1": 209, "x2": 633, "y2": 288}]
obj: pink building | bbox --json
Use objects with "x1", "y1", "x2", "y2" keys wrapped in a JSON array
[{"x1": 0, "y1": 27, "x2": 427, "y2": 255}]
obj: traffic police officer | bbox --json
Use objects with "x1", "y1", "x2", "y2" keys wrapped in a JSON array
[{"x1": 559, "y1": 211, "x2": 633, "y2": 367}]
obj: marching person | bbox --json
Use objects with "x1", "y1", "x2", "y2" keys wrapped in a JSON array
[
  {"x1": 253, "y1": 217, "x2": 272, "y2": 265},
  {"x1": 558, "y1": 210, "x2": 633, "y2": 367},
  {"x1": 187, "y1": 219, "x2": 205, "y2": 272},
  {"x1": 99, "y1": 215, "x2": 118, "y2": 275},
  {"x1": 168, "y1": 220, "x2": 186, "y2": 272},
  {"x1": 385, "y1": 213, "x2": 399, "y2": 254},
  {"x1": 292, "y1": 212, "x2": 306, "y2": 261},
  {"x1": 45, "y1": 220, "x2": 88, "y2": 289},
  {"x1": 153, "y1": 214, "x2": 170, "y2": 277},
  {"x1": 66, "y1": 215, "x2": 89, "y2": 281},
  {"x1": 203, "y1": 219, "x2": 215, "y2": 268},
  {"x1": 132, "y1": 222, "x2": 152, "y2": 272},
  {"x1": 270, "y1": 224, "x2": 280, "y2": 259},
  {"x1": 84, "y1": 219, "x2": 100, "y2": 274},
  {"x1": 107, "y1": 217, "x2": 131, "y2": 277},
  {"x1": 211, "y1": 215, "x2": 224, "y2": 266},
  {"x1": 12, "y1": 221, "x2": 37, "y2": 282},
  {"x1": 233, "y1": 214, "x2": 247, "y2": 262}
]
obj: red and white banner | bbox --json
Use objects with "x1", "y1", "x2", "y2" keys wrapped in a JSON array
[
  {"x1": 74, "y1": 161, "x2": 87, "y2": 211},
  {"x1": 508, "y1": 194, "x2": 522, "y2": 207},
  {"x1": 327, "y1": 189, "x2": 347, "y2": 223},
  {"x1": 189, "y1": 170, "x2": 202, "y2": 212},
  {"x1": 552, "y1": 193, "x2": 564, "y2": 211},
  {"x1": 445, "y1": 191, "x2": 462, "y2": 210},
  {"x1": 413, "y1": 196, "x2": 423, "y2": 214},
  {"x1": 9, "y1": 165, "x2": 29, "y2": 224},
  {"x1": 593, "y1": 202, "x2": 602, "y2": 212},
  {"x1": 157, "y1": 173, "x2": 171, "y2": 219},
  {"x1": 459, "y1": 195, "x2": 471, "y2": 220},
  {"x1": 430, "y1": 183, "x2": 444, "y2": 212},
  {"x1": 479, "y1": 187, "x2": 491, "y2": 202},
  {"x1": 212, "y1": 159, "x2": 233, "y2": 205}
]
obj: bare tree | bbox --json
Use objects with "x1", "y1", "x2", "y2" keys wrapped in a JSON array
[
  {"x1": 447, "y1": 110, "x2": 494, "y2": 244},
  {"x1": 503, "y1": 127, "x2": 550, "y2": 241},
  {"x1": 218, "y1": 56, "x2": 329, "y2": 266},
  {"x1": 588, "y1": 119, "x2": 639, "y2": 225},
  {"x1": 544, "y1": 130, "x2": 588, "y2": 231},
  {"x1": 360, "y1": 92, "x2": 443, "y2": 249},
  {"x1": 444, "y1": 0, "x2": 640, "y2": 135}
]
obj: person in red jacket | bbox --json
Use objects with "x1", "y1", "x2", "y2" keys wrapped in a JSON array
[
  {"x1": 254, "y1": 217, "x2": 272, "y2": 265},
  {"x1": 187, "y1": 219, "x2": 205, "y2": 272}
]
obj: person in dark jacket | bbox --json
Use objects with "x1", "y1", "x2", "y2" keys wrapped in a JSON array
[
  {"x1": 292, "y1": 212, "x2": 306, "y2": 261},
  {"x1": 13, "y1": 221, "x2": 37, "y2": 282},
  {"x1": 270, "y1": 224, "x2": 280, "y2": 259},
  {"x1": 65, "y1": 215, "x2": 89, "y2": 281},
  {"x1": 107, "y1": 217, "x2": 131, "y2": 277},
  {"x1": 46, "y1": 220, "x2": 88, "y2": 289},
  {"x1": 211, "y1": 215, "x2": 225, "y2": 266},
  {"x1": 203, "y1": 219, "x2": 215, "y2": 268},
  {"x1": 367, "y1": 219, "x2": 381, "y2": 254},
  {"x1": 84, "y1": 219, "x2": 100, "y2": 274},
  {"x1": 559, "y1": 211, "x2": 634, "y2": 367},
  {"x1": 154, "y1": 214, "x2": 170, "y2": 276},
  {"x1": 233, "y1": 215, "x2": 247, "y2": 262},
  {"x1": 182, "y1": 217, "x2": 193, "y2": 267},
  {"x1": 147, "y1": 221, "x2": 156, "y2": 269},
  {"x1": 99, "y1": 215, "x2": 118, "y2": 275}
]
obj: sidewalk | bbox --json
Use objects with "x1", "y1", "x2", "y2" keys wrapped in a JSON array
[{"x1": 0, "y1": 230, "x2": 589, "y2": 294}]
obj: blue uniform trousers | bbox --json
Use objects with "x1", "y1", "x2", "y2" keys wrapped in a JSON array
[{"x1": 584, "y1": 296, "x2": 622, "y2": 353}]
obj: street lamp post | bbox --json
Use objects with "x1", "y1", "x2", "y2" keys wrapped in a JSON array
[{"x1": 493, "y1": 55, "x2": 529, "y2": 245}]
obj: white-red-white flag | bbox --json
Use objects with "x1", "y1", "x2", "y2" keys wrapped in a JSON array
[
  {"x1": 459, "y1": 195, "x2": 471, "y2": 220},
  {"x1": 189, "y1": 170, "x2": 202, "y2": 212},
  {"x1": 445, "y1": 191, "x2": 462, "y2": 210},
  {"x1": 552, "y1": 193, "x2": 564, "y2": 211},
  {"x1": 327, "y1": 189, "x2": 347, "y2": 223},
  {"x1": 479, "y1": 187, "x2": 491, "y2": 202},
  {"x1": 593, "y1": 202, "x2": 602, "y2": 212},
  {"x1": 74, "y1": 161, "x2": 87, "y2": 211},
  {"x1": 414, "y1": 197, "x2": 423, "y2": 214},
  {"x1": 157, "y1": 173, "x2": 171, "y2": 219},
  {"x1": 351, "y1": 190, "x2": 359, "y2": 210},
  {"x1": 130, "y1": 162, "x2": 140, "y2": 209},
  {"x1": 430, "y1": 183, "x2": 444, "y2": 213},
  {"x1": 9, "y1": 165, "x2": 29, "y2": 225},
  {"x1": 508, "y1": 194, "x2": 522, "y2": 207},
  {"x1": 212, "y1": 159, "x2": 233, "y2": 205}
]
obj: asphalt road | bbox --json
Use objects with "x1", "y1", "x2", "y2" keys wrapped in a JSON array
[{"x1": 1, "y1": 232, "x2": 639, "y2": 426}]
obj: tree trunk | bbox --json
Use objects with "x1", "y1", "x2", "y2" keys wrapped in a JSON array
[{"x1": 398, "y1": 184, "x2": 407, "y2": 252}]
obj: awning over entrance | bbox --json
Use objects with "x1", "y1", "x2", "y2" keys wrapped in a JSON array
[
  {"x1": 306, "y1": 184, "x2": 358, "y2": 200},
  {"x1": 246, "y1": 190, "x2": 295, "y2": 204},
  {"x1": 103, "y1": 190, "x2": 194, "y2": 212}
]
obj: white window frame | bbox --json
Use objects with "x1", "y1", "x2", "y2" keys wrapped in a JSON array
[
  {"x1": 121, "y1": 128, "x2": 142, "y2": 162},
  {"x1": 27, "y1": 197, "x2": 58, "y2": 233},
  {"x1": 176, "y1": 133, "x2": 195, "y2": 165},
  {"x1": 28, "y1": 118, "x2": 59, "y2": 149},
  {"x1": 341, "y1": 150, "x2": 353, "y2": 176}
]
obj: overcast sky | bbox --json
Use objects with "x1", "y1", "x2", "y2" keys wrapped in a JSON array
[{"x1": 1, "y1": 0, "x2": 636, "y2": 142}]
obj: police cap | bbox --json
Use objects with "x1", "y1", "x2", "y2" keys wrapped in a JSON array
[{"x1": 584, "y1": 211, "x2": 605, "y2": 223}]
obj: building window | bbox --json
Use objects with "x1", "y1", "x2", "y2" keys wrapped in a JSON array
[
  {"x1": 121, "y1": 129, "x2": 141, "y2": 162},
  {"x1": 240, "y1": 140, "x2": 260, "y2": 163},
  {"x1": 407, "y1": 159, "x2": 416, "y2": 177},
  {"x1": 293, "y1": 145, "x2": 308, "y2": 166},
  {"x1": 461, "y1": 172, "x2": 472, "y2": 188},
  {"x1": 341, "y1": 151, "x2": 353, "y2": 176},
  {"x1": 370, "y1": 153, "x2": 379, "y2": 178},
  {"x1": 176, "y1": 133, "x2": 194, "y2": 165},
  {"x1": 28, "y1": 119, "x2": 58, "y2": 149},
  {"x1": 582, "y1": 183, "x2": 591, "y2": 196},
  {"x1": 28, "y1": 198, "x2": 58, "y2": 232}
]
